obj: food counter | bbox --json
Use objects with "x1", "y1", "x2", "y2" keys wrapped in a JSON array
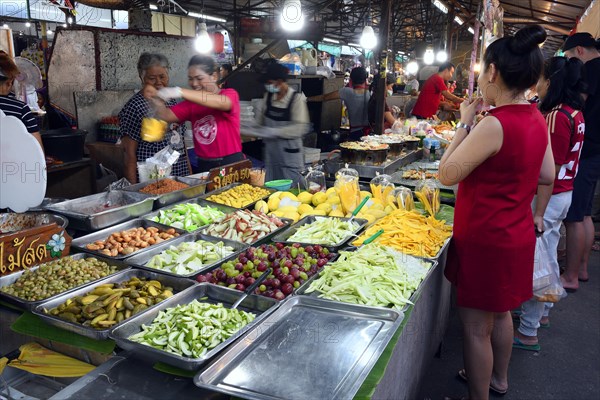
[{"x1": 0, "y1": 179, "x2": 453, "y2": 400}]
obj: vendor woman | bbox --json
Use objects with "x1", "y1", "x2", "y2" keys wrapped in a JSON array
[
  {"x1": 143, "y1": 55, "x2": 243, "y2": 172},
  {"x1": 0, "y1": 52, "x2": 44, "y2": 152},
  {"x1": 119, "y1": 53, "x2": 190, "y2": 183}
]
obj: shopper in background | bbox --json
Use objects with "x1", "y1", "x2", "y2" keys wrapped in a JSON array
[
  {"x1": 0, "y1": 52, "x2": 44, "y2": 152},
  {"x1": 514, "y1": 56, "x2": 586, "y2": 351},
  {"x1": 219, "y1": 63, "x2": 232, "y2": 88},
  {"x1": 439, "y1": 25, "x2": 554, "y2": 400},
  {"x1": 143, "y1": 55, "x2": 243, "y2": 172},
  {"x1": 307, "y1": 66, "x2": 370, "y2": 140},
  {"x1": 561, "y1": 32, "x2": 600, "y2": 290},
  {"x1": 255, "y1": 62, "x2": 310, "y2": 184},
  {"x1": 404, "y1": 75, "x2": 419, "y2": 95},
  {"x1": 368, "y1": 73, "x2": 397, "y2": 131},
  {"x1": 411, "y1": 62, "x2": 464, "y2": 119}
]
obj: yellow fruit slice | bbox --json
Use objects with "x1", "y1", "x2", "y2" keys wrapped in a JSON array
[{"x1": 329, "y1": 209, "x2": 345, "y2": 217}]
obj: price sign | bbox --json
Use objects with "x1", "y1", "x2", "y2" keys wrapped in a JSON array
[
  {"x1": 0, "y1": 223, "x2": 72, "y2": 277},
  {"x1": 206, "y1": 159, "x2": 253, "y2": 192}
]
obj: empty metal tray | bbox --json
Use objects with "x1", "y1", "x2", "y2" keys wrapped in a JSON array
[
  {"x1": 194, "y1": 296, "x2": 403, "y2": 400},
  {"x1": 45, "y1": 191, "x2": 155, "y2": 231}
]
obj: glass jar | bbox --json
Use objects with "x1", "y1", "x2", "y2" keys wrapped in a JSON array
[{"x1": 304, "y1": 167, "x2": 326, "y2": 194}]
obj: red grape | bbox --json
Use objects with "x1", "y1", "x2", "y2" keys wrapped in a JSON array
[
  {"x1": 272, "y1": 278, "x2": 281, "y2": 288},
  {"x1": 245, "y1": 277, "x2": 256, "y2": 286},
  {"x1": 305, "y1": 245, "x2": 314, "y2": 254},
  {"x1": 235, "y1": 263, "x2": 244, "y2": 271},
  {"x1": 235, "y1": 274, "x2": 246, "y2": 284},
  {"x1": 290, "y1": 268, "x2": 300, "y2": 279},
  {"x1": 292, "y1": 243, "x2": 301, "y2": 248},
  {"x1": 196, "y1": 275, "x2": 208, "y2": 283},
  {"x1": 274, "y1": 291, "x2": 286, "y2": 301},
  {"x1": 235, "y1": 284, "x2": 246, "y2": 291},
  {"x1": 226, "y1": 277, "x2": 236, "y2": 285},
  {"x1": 276, "y1": 242, "x2": 284, "y2": 250},
  {"x1": 314, "y1": 245, "x2": 323, "y2": 253},
  {"x1": 283, "y1": 275, "x2": 295, "y2": 284},
  {"x1": 281, "y1": 283, "x2": 293, "y2": 295}
]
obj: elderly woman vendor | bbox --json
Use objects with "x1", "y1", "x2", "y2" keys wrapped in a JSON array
[{"x1": 119, "y1": 53, "x2": 190, "y2": 183}]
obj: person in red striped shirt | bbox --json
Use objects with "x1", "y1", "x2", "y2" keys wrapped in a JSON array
[{"x1": 514, "y1": 56, "x2": 586, "y2": 351}]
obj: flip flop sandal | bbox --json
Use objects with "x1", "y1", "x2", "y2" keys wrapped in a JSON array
[
  {"x1": 540, "y1": 321, "x2": 550, "y2": 329},
  {"x1": 457, "y1": 369, "x2": 508, "y2": 395},
  {"x1": 512, "y1": 337, "x2": 541, "y2": 352}
]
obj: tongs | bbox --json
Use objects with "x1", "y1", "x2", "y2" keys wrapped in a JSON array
[{"x1": 231, "y1": 268, "x2": 272, "y2": 309}]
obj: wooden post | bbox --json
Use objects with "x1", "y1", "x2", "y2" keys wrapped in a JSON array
[{"x1": 374, "y1": 0, "x2": 392, "y2": 135}]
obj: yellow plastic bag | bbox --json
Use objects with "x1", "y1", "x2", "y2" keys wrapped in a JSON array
[
  {"x1": 141, "y1": 117, "x2": 168, "y2": 142},
  {"x1": 6, "y1": 343, "x2": 95, "y2": 377}
]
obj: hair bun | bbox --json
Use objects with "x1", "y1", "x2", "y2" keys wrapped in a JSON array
[{"x1": 510, "y1": 25, "x2": 547, "y2": 55}]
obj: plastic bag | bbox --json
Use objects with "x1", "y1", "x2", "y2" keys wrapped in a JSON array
[
  {"x1": 137, "y1": 146, "x2": 180, "y2": 183},
  {"x1": 533, "y1": 237, "x2": 566, "y2": 303}
]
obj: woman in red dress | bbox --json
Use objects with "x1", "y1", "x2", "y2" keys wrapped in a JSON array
[{"x1": 439, "y1": 25, "x2": 555, "y2": 400}]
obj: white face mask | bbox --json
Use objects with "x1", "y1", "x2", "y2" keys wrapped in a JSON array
[
  {"x1": 265, "y1": 83, "x2": 280, "y2": 93},
  {"x1": 387, "y1": 90, "x2": 393, "y2": 96}
]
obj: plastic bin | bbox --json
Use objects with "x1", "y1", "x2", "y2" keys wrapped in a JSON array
[{"x1": 41, "y1": 128, "x2": 88, "y2": 162}]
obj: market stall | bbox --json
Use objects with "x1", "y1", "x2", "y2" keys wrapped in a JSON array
[{"x1": 0, "y1": 154, "x2": 454, "y2": 399}]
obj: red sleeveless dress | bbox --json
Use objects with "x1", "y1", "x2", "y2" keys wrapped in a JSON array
[{"x1": 445, "y1": 104, "x2": 548, "y2": 312}]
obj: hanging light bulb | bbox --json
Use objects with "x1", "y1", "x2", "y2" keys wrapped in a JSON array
[
  {"x1": 280, "y1": 0, "x2": 304, "y2": 32},
  {"x1": 25, "y1": 22, "x2": 31, "y2": 28},
  {"x1": 360, "y1": 25, "x2": 377, "y2": 50},
  {"x1": 436, "y1": 50, "x2": 448, "y2": 63},
  {"x1": 406, "y1": 61, "x2": 419, "y2": 75},
  {"x1": 195, "y1": 22, "x2": 213, "y2": 54},
  {"x1": 2, "y1": 23, "x2": 8, "y2": 29},
  {"x1": 67, "y1": 17, "x2": 73, "y2": 24},
  {"x1": 47, "y1": 29, "x2": 53, "y2": 35},
  {"x1": 423, "y1": 49, "x2": 434, "y2": 65}
]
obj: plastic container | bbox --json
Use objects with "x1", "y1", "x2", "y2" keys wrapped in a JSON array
[
  {"x1": 41, "y1": 128, "x2": 87, "y2": 162},
  {"x1": 304, "y1": 167, "x2": 326, "y2": 194},
  {"x1": 393, "y1": 186, "x2": 415, "y2": 211},
  {"x1": 264, "y1": 179, "x2": 293, "y2": 191},
  {"x1": 335, "y1": 164, "x2": 360, "y2": 214},
  {"x1": 369, "y1": 172, "x2": 395, "y2": 206}
]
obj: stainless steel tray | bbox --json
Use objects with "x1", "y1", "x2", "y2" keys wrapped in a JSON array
[
  {"x1": 324, "y1": 149, "x2": 421, "y2": 179},
  {"x1": 32, "y1": 269, "x2": 196, "y2": 340},
  {"x1": 295, "y1": 253, "x2": 437, "y2": 312},
  {"x1": 71, "y1": 219, "x2": 187, "y2": 260},
  {"x1": 120, "y1": 176, "x2": 208, "y2": 210},
  {"x1": 194, "y1": 296, "x2": 403, "y2": 400},
  {"x1": 125, "y1": 233, "x2": 249, "y2": 279},
  {"x1": 272, "y1": 215, "x2": 368, "y2": 251},
  {"x1": 45, "y1": 191, "x2": 155, "y2": 231},
  {"x1": 143, "y1": 197, "x2": 237, "y2": 232},
  {"x1": 201, "y1": 182, "x2": 276, "y2": 210},
  {"x1": 201, "y1": 216, "x2": 293, "y2": 247},
  {"x1": 0, "y1": 253, "x2": 129, "y2": 311},
  {"x1": 109, "y1": 283, "x2": 280, "y2": 370},
  {"x1": 0, "y1": 212, "x2": 68, "y2": 235}
]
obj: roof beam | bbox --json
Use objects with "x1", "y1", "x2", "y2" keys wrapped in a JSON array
[{"x1": 500, "y1": 1, "x2": 578, "y2": 22}]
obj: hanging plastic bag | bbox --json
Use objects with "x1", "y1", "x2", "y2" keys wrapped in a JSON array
[
  {"x1": 533, "y1": 237, "x2": 566, "y2": 303},
  {"x1": 137, "y1": 146, "x2": 180, "y2": 183}
]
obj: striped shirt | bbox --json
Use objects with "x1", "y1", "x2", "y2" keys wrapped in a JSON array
[
  {"x1": 0, "y1": 95, "x2": 39, "y2": 133},
  {"x1": 119, "y1": 91, "x2": 189, "y2": 177}
]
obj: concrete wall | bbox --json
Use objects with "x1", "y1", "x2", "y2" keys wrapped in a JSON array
[{"x1": 48, "y1": 28, "x2": 196, "y2": 118}]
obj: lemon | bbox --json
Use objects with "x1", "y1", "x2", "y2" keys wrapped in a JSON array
[
  {"x1": 297, "y1": 192, "x2": 313, "y2": 204},
  {"x1": 360, "y1": 190, "x2": 371, "y2": 199},
  {"x1": 315, "y1": 203, "x2": 332, "y2": 214},
  {"x1": 326, "y1": 196, "x2": 341, "y2": 206},
  {"x1": 297, "y1": 204, "x2": 314, "y2": 215},
  {"x1": 269, "y1": 191, "x2": 283, "y2": 200},
  {"x1": 255, "y1": 200, "x2": 269, "y2": 213},
  {"x1": 312, "y1": 192, "x2": 328, "y2": 207},
  {"x1": 278, "y1": 205, "x2": 299, "y2": 214},
  {"x1": 280, "y1": 192, "x2": 298, "y2": 202},
  {"x1": 267, "y1": 197, "x2": 281, "y2": 212},
  {"x1": 326, "y1": 187, "x2": 337, "y2": 197},
  {"x1": 283, "y1": 211, "x2": 300, "y2": 223},
  {"x1": 310, "y1": 209, "x2": 328, "y2": 216},
  {"x1": 329, "y1": 209, "x2": 345, "y2": 217}
]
